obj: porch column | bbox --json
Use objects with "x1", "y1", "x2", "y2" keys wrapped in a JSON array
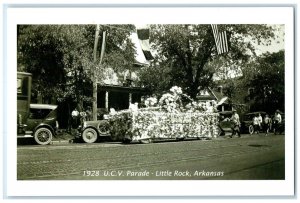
[
  {"x1": 129, "y1": 93, "x2": 132, "y2": 105},
  {"x1": 105, "y1": 91, "x2": 109, "y2": 110}
]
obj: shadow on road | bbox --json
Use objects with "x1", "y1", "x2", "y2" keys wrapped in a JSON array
[{"x1": 17, "y1": 138, "x2": 36, "y2": 145}]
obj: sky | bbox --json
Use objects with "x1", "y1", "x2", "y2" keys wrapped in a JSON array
[{"x1": 253, "y1": 24, "x2": 285, "y2": 55}]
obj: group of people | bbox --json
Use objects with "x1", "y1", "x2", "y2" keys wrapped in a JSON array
[
  {"x1": 252, "y1": 113, "x2": 264, "y2": 134},
  {"x1": 229, "y1": 109, "x2": 283, "y2": 138},
  {"x1": 71, "y1": 106, "x2": 93, "y2": 129},
  {"x1": 252, "y1": 110, "x2": 282, "y2": 135}
]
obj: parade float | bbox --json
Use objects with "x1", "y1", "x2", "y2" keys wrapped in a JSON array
[{"x1": 108, "y1": 86, "x2": 220, "y2": 143}]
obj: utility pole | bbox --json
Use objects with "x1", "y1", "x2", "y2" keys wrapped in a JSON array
[{"x1": 92, "y1": 24, "x2": 100, "y2": 121}]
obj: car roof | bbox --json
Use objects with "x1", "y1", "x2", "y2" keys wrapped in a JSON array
[
  {"x1": 245, "y1": 111, "x2": 266, "y2": 115},
  {"x1": 218, "y1": 111, "x2": 233, "y2": 115},
  {"x1": 30, "y1": 104, "x2": 58, "y2": 110}
]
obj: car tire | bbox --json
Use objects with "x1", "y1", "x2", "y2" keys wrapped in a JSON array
[
  {"x1": 98, "y1": 122, "x2": 110, "y2": 135},
  {"x1": 249, "y1": 125, "x2": 254, "y2": 135},
  {"x1": 122, "y1": 138, "x2": 132, "y2": 144},
  {"x1": 82, "y1": 128, "x2": 98, "y2": 143},
  {"x1": 176, "y1": 137, "x2": 186, "y2": 141},
  {"x1": 34, "y1": 127, "x2": 53, "y2": 145},
  {"x1": 217, "y1": 126, "x2": 224, "y2": 136}
]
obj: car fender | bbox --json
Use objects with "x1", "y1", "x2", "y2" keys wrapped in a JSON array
[
  {"x1": 81, "y1": 120, "x2": 109, "y2": 136},
  {"x1": 81, "y1": 126, "x2": 99, "y2": 137},
  {"x1": 33, "y1": 123, "x2": 56, "y2": 136}
]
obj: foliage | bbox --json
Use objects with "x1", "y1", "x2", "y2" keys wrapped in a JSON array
[
  {"x1": 17, "y1": 24, "x2": 136, "y2": 106},
  {"x1": 246, "y1": 50, "x2": 285, "y2": 113},
  {"x1": 146, "y1": 86, "x2": 217, "y2": 113},
  {"x1": 100, "y1": 25, "x2": 136, "y2": 78},
  {"x1": 108, "y1": 111, "x2": 133, "y2": 141},
  {"x1": 138, "y1": 24, "x2": 276, "y2": 98},
  {"x1": 144, "y1": 97, "x2": 158, "y2": 107},
  {"x1": 18, "y1": 25, "x2": 91, "y2": 103}
]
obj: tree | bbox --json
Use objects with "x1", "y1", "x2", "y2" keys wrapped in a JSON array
[
  {"x1": 18, "y1": 24, "x2": 136, "y2": 127},
  {"x1": 138, "y1": 24, "x2": 276, "y2": 99},
  {"x1": 18, "y1": 25, "x2": 94, "y2": 105},
  {"x1": 17, "y1": 24, "x2": 136, "y2": 106},
  {"x1": 246, "y1": 50, "x2": 285, "y2": 113}
]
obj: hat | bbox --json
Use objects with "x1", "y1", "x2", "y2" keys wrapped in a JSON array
[{"x1": 276, "y1": 110, "x2": 280, "y2": 113}]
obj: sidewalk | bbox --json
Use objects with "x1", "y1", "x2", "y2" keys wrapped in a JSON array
[{"x1": 51, "y1": 131, "x2": 75, "y2": 145}]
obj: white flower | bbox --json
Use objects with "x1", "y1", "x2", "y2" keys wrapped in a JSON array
[
  {"x1": 80, "y1": 112, "x2": 87, "y2": 117},
  {"x1": 170, "y1": 86, "x2": 183, "y2": 95},
  {"x1": 144, "y1": 97, "x2": 158, "y2": 107},
  {"x1": 129, "y1": 103, "x2": 139, "y2": 112},
  {"x1": 109, "y1": 108, "x2": 116, "y2": 116},
  {"x1": 71, "y1": 110, "x2": 79, "y2": 117}
]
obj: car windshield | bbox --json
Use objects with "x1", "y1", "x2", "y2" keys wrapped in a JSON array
[
  {"x1": 244, "y1": 112, "x2": 266, "y2": 121},
  {"x1": 244, "y1": 114, "x2": 254, "y2": 121}
]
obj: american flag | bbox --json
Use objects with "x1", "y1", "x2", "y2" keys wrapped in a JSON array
[{"x1": 211, "y1": 24, "x2": 229, "y2": 55}]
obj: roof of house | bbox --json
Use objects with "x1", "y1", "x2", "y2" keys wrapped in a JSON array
[
  {"x1": 195, "y1": 87, "x2": 233, "y2": 108},
  {"x1": 196, "y1": 95, "x2": 216, "y2": 101},
  {"x1": 30, "y1": 104, "x2": 57, "y2": 110},
  {"x1": 98, "y1": 84, "x2": 148, "y2": 94}
]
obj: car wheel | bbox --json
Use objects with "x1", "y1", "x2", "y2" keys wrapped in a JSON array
[
  {"x1": 176, "y1": 137, "x2": 186, "y2": 141},
  {"x1": 34, "y1": 127, "x2": 53, "y2": 145},
  {"x1": 98, "y1": 122, "x2": 110, "y2": 135},
  {"x1": 249, "y1": 125, "x2": 254, "y2": 135},
  {"x1": 122, "y1": 138, "x2": 132, "y2": 144},
  {"x1": 82, "y1": 128, "x2": 98, "y2": 143},
  {"x1": 217, "y1": 126, "x2": 224, "y2": 136}
]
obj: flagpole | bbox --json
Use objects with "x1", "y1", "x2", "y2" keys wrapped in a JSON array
[{"x1": 99, "y1": 31, "x2": 106, "y2": 65}]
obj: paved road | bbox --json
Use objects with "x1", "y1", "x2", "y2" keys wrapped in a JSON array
[{"x1": 17, "y1": 134, "x2": 285, "y2": 180}]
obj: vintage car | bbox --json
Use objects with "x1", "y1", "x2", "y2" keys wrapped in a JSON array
[
  {"x1": 240, "y1": 111, "x2": 266, "y2": 134},
  {"x1": 25, "y1": 104, "x2": 59, "y2": 145},
  {"x1": 79, "y1": 119, "x2": 110, "y2": 143}
]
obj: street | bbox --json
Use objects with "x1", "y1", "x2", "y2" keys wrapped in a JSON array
[{"x1": 17, "y1": 134, "x2": 285, "y2": 180}]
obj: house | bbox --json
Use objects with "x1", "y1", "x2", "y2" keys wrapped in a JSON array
[
  {"x1": 96, "y1": 62, "x2": 149, "y2": 115},
  {"x1": 196, "y1": 86, "x2": 231, "y2": 112}
]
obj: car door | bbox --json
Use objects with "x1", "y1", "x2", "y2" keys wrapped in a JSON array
[{"x1": 26, "y1": 108, "x2": 51, "y2": 131}]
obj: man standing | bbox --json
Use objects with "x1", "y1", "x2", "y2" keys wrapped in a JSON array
[
  {"x1": 273, "y1": 110, "x2": 282, "y2": 134},
  {"x1": 258, "y1": 113, "x2": 263, "y2": 130},
  {"x1": 71, "y1": 108, "x2": 79, "y2": 129},
  {"x1": 230, "y1": 109, "x2": 241, "y2": 138},
  {"x1": 263, "y1": 114, "x2": 271, "y2": 136},
  {"x1": 253, "y1": 115, "x2": 260, "y2": 134}
]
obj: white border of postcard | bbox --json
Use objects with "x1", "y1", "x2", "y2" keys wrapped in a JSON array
[{"x1": 4, "y1": 5, "x2": 294, "y2": 197}]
